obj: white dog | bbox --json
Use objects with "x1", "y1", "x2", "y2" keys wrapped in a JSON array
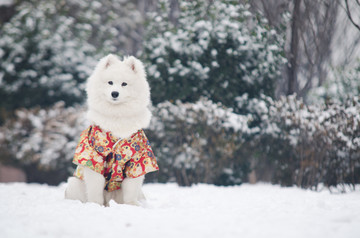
[{"x1": 65, "y1": 54, "x2": 159, "y2": 206}]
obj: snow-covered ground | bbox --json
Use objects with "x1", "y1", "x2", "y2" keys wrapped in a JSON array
[{"x1": 0, "y1": 183, "x2": 359, "y2": 238}]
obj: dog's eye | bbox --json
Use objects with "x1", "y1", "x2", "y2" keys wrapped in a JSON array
[
  {"x1": 108, "y1": 81, "x2": 113, "y2": 85},
  {"x1": 121, "y1": 82, "x2": 127, "y2": 87}
]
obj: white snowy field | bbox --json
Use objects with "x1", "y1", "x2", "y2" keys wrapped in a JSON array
[{"x1": 0, "y1": 183, "x2": 359, "y2": 238}]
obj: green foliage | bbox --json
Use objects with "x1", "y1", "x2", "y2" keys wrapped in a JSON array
[
  {"x1": 0, "y1": 0, "x2": 97, "y2": 113},
  {"x1": 0, "y1": 0, "x2": 142, "y2": 122},
  {"x1": 143, "y1": 0, "x2": 285, "y2": 111}
]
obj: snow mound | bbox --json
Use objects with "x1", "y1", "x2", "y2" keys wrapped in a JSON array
[{"x1": 0, "y1": 183, "x2": 359, "y2": 238}]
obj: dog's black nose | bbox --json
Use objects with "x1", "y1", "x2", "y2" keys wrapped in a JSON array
[{"x1": 111, "y1": 91, "x2": 119, "y2": 98}]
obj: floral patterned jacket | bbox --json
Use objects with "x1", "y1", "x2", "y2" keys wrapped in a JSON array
[{"x1": 73, "y1": 125, "x2": 159, "y2": 192}]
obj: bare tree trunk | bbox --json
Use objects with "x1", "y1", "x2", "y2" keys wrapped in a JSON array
[
  {"x1": 248, "y1": 0, "x2": 340, "y2": 99},
  {"x1": 287, "y1": 0, "x2": 301, "y2": 95}
]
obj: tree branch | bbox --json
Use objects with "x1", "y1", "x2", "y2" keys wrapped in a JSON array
[{"x1": 345, "y1": 0, "x2": 360, "y2": 31}]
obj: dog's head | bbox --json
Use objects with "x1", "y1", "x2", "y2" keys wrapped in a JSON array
[{"x1": 86, "y1": 54, "x2": 150, "y2": 114}]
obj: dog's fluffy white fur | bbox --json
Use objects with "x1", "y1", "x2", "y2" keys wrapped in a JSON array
[{"x1": 65, "y1": 54, "x2": 151, "y2": 206}]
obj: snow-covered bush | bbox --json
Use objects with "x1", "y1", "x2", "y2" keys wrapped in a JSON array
[
  {"x1": 1, "y1": 96, "x2": 358, "y2": 189},
  {"x1": 0, "y1": 0, "x2": 95, "y2": 112},
  {"x1": 0, "y1": 102, "x2": 86, "y2": 184},
  {"x1": 0, "y1": 98, "x2": 256, "y2": 186},
  {"x1": 0, "y1": 0, "x2": 142, "y2": 118},
  {"x1": 143, "y1": 0, "x2": 285, "y2": 110},
  {"x1": 245, "y1": 95, "x2": 360, "y2": 189},
  {"x1": 146, "y1": 98, "x2": 255, "y2": 186}
]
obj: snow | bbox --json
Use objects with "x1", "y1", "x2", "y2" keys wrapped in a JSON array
[{"x1": 0, "y1": 183, "x2": 359, "y2": 238}]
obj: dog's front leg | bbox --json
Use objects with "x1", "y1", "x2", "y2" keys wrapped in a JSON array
[
  {"x1": 83, "y1": 166, "x2": 105, "y2": 205},
  {"x1": 121, "y1": 175, "x2": 145, "y2": 206}
]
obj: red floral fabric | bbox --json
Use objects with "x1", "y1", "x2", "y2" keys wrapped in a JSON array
[{"x1": 73, "y1": 125, "x2": 159, "y2": 192}]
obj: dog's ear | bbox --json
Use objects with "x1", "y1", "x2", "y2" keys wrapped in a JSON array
[
  {"x1": 123, "y1": 56, "x2": 146, "y2": 77},
  {"x1": 104, "y1": 54, "x2": 118, "y2": 69},
  {"x1": 97, "y1": 54, "x2": 118, "y2": 70}
]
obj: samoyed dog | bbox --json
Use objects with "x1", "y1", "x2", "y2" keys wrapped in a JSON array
[{"x1": 65, "y1": 54, "x2": 159, "y2": 206}]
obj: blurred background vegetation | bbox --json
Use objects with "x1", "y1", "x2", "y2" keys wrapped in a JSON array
[{"x1": 0, "y1": 0, "x2": 359, "y2": 191}]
